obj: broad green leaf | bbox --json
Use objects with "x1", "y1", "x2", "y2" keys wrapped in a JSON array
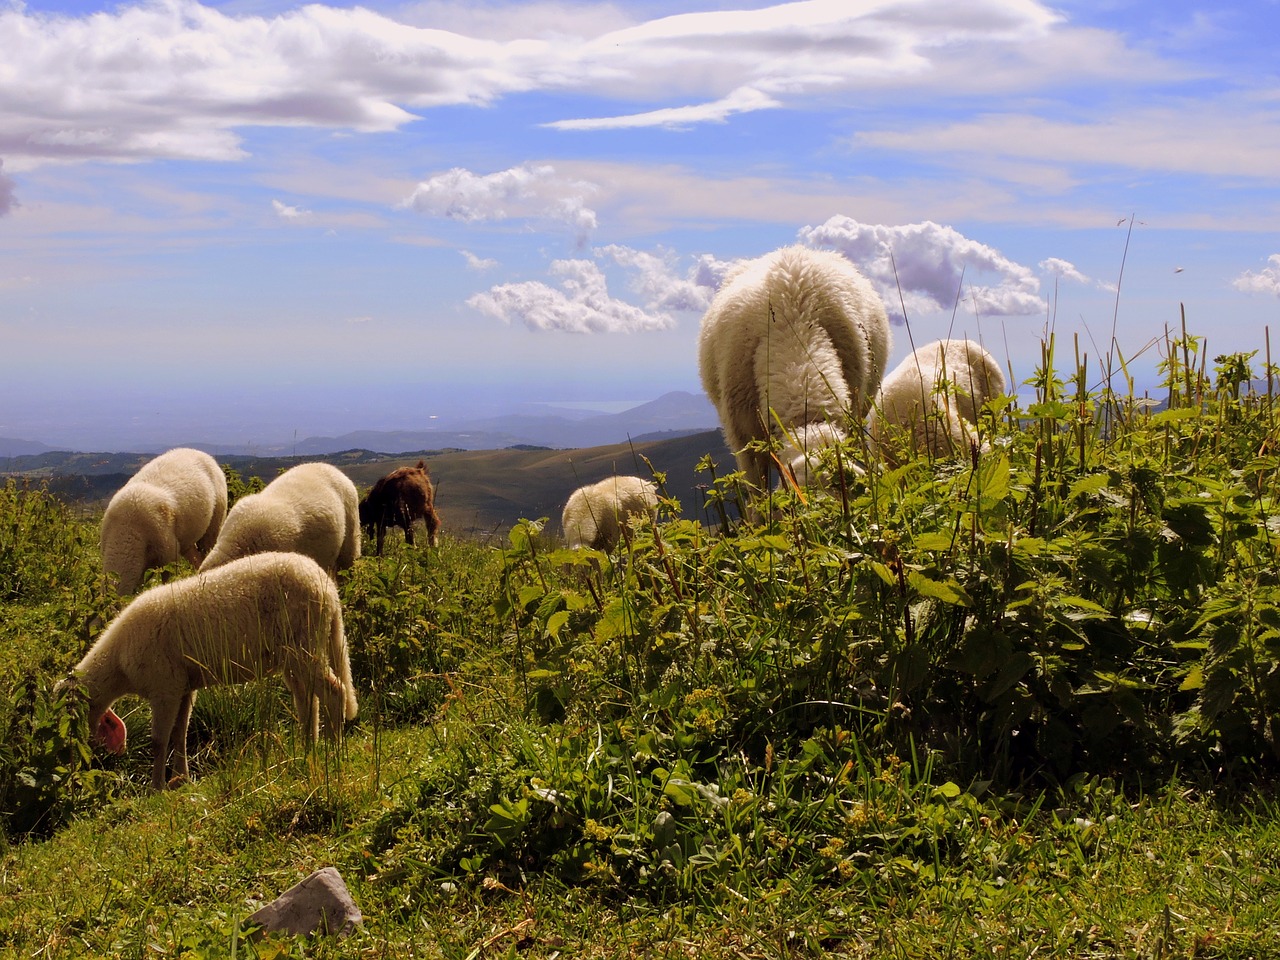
[
  {"x1": 1150, "y1": 406, "x2": 1203, "y2": 423},
  {"x1": 913, "y1": 532, "x2": 954, "y2": 552},
  {"x1": 870, "y1": 560, "x2": 898, "y2": 587},
  {"x1": 1179, "y1": 664, "x2": 1204, "y2": 691},
  {"x1": 1068, "y1": 474, "x2": 1110, "y2": 500},
  {"x1": 906, "y1": 570, "x2": 971, "y2": 606},
  {"x1": 1057, "y1": 595, "x2": 1108, "y2": 614},
  {"x1": 544, "y1": 610, "x2": 571, "y2": 641}
]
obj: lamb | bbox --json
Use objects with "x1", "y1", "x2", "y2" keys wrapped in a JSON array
[
  {"x1": 100, "y1": 447, "x2": 229, "y2": 594},
  {"x1": 200, "y1": 462, "x2": 360, "y2": 577},
  {"x1": 562, "y1": 476, "x2": 659, "y2": 553},
  {"x1": 698, "y1": 245, "x2": 892, "y2": 492},
  {"x1": 358, "y1": 460, "x2": 442, "y2": 555},
  {"x1": 868, "y1": 338, "x2": 1007, "y2": 463},
  {"x1": 58, "y1": 551, "x2": 358, "y2": 790}
]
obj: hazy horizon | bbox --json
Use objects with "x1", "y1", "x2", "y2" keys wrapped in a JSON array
[{"x1": 3, "y1": 0, "x2": 1278, "y2": 453}]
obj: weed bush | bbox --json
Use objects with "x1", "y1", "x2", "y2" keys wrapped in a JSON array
[{"x1": 5, "y1": 328, "x2": 1280, "y2": 956}]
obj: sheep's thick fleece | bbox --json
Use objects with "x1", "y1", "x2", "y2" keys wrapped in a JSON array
[
  {"x1": 100, "y1": 447, "x2": 228, "y2": 594},
  {"x1": 65, "y1": 550, "x2": 357, "y2": 790},
  {"x1": 698, "y1": 245, "x2": 891, "y2": 490}
]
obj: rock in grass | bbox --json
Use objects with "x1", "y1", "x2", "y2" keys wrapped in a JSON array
[{"x1": 247, "y1": 867, "x2": 362, "y2": 938}]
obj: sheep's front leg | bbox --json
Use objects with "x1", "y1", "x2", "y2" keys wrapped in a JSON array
[
  {"x1": 148, "y1": 695, "x2": 185, "y2": 790},
  {"x1": 168, "y1": 690, "x2": 197, "y2": 784}
]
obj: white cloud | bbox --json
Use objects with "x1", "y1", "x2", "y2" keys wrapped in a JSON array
[
  {"x1": 1039, "y1": 257, "x2": 1091, "y2": 284},
  {"x1": 593, "y1": 244, "x2": 729, "y2": 314},
  {"x1": 400, "y1": 164, "x2": 598, "y2": 240},
  {"x1": 546, "y1": 86, "x2": 780, "y2": 132},
  {"x1": 800, "y1": 215, "x2": 1046, "y2": 319},
  {"x1": 467, "y1": 243, "x2": 727, "y2": 334},
  {"x1": 467, "y1": 258, "x2": 674, "y2": 334},
  {"x1": 0, "y1": 0, "x2": 1171, "y2": 169},
  {"x1": 460, "y1": 249, "x2": 497, "y2": 271},
  {"x1": 1233, "y1": 254, "x2": 1280, "y2": 297},
  {"x1": 272, "y1": 199, "x2": 309, "y2": 220},
  {"x1": 0, "y1": 160, "x2": 15, "y2": 215}
]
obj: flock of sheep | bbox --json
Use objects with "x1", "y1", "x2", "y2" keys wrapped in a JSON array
[
  {"x1": 60, "y1": 243, "x2": 1006, "y2": 790},
  {"x1": 62, "y1": 455, "x2": 433, "y2": 789},
  {"x1": 565, "y1": 244, "x2": 1007, "y2": 547}
]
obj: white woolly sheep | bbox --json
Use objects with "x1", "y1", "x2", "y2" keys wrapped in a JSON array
[
  {"x1": 562, "y1": 476, "x2": 659, "y2": 553},
  {"x1": 868, "y1": 338, "x2": 1007, "y2": 463},
  {"x1": 698, "y1": 245, "x2": 892, "y2": 492},
  {"x1": 200, "y1": 462, "x2": 360, "y2": 577},
  {"x1": 59, "y1": 550, "x2": 358, "y2": 790},
  {"x1": 100, "y1": 447, "x2": 228, "y2": 594}
]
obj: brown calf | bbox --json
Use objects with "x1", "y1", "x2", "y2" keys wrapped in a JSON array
[{"x1": 358, "y1": 460, "x2": 442, "y2": 555}]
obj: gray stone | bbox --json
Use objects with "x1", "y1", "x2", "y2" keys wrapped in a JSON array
[{"x1": 247, "y1": 867, "x2": 362, "y2": 938}]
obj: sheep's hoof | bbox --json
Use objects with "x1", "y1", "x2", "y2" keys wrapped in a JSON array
[{"x1": 166, "y1": 773, "x2": 189, "y2": 789}]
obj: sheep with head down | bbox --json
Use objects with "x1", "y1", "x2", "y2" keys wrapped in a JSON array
[
  {"x1": 869, "y1": 338, "x2": 1007, "y2": 464},
  {"x1": 562, "y1": 476, "x2": 659, "y2": 554},
  {"x1": 57, "y1": 550, "x2": 358, "y2": 790},
  {"x1": 100, "y1": 447, "x2": 228, "y2": 594},
  {"x1": 698, "y1": 245, "x2": 892, "y2": 494},
  {"x1": 200, "y1": 462, "x2": 360, "y2": 578}
]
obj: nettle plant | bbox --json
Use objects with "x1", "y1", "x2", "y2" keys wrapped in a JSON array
[{"x1": 497, "y1": 331, "x2": 1280, "y2": 795}]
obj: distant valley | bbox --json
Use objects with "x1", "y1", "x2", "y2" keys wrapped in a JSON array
[{"x1": 0, "y1": 391, "x2": 720, "y2": 459}]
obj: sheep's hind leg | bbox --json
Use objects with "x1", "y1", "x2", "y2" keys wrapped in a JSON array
[{"x1": 284, "y1": 671, "x2": 321, "y2": 745}]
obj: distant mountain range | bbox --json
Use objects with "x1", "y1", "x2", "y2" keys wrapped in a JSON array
[{"x1": 0, "y1": 390, "x2": 720, "y2": 458}]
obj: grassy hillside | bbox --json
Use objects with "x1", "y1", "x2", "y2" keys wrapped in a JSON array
[
  {"x1": 0, "y1": 430, "x2": 736, "y2": 542},
  {"x1": 4, "y1": 332, "x2": 1280, "y2": 956},
  {"x1": 348, "y1": 429, "x2": 736, "y2": 540}
]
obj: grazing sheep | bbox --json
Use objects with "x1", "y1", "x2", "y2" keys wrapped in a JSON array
[
  {"x1": 58, "y1": 551, "x2": 358, "y2": 790},
  {"x1": 869, "y1": 338, "x2": 1007, "y2": 463},
  {"x1": 358, "y1": 460, "x2": 442, "y2": 555},
  {"x1": 200, "y1": 462, "x2": 360, "y2": 577},
  {"x1": 698, "y1": 245, "x2": 891, "y2": 491},
  {"x1": 562, "y1": 476, "x2": 659, "y2": 553},
  {"x1": 100, "y1": 447, "x2": 228, "y2": 594}
]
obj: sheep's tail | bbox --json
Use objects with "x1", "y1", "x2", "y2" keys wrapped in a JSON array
[{"x1": 329, "y1": 598, "x2": 358, "y2": 721}]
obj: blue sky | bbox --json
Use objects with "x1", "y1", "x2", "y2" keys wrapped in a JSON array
[{"x1": 1, "y1": 0, "x2": 1278, "y2": 449}]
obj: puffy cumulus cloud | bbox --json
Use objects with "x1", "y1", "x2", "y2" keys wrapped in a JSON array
[
  {"x1": 799, "y1": 216, "x2": 1046, "y2": 319},
  {"x1": 400, "y1": 165, "x2": 598, "y2": 241},
  {"x1": 272, "y1": 199, "x2": 310, "y2": 220},
  {"x1": 2, "y1": 0, "x2": 1139, "y2": 167},
  {"x1": 468, "y1": 258, "x2": 672, "y2": 334},
  {"x1": 0, "y1": 160, "x2": 15, "y2": 215},
  {"x1": 1233, "y1": 255, "x2": 1280, "y2": 297},
  {"x1": 594, "y1": 244, "x2": 731, "y2": 314},
  {"x1": 467, "y1": 243, "x2": 729, "y2": 334}
]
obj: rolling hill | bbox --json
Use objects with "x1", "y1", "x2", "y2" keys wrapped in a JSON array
[{"x1": 2, "y1": 430, "x2": 737, "y2": 543}]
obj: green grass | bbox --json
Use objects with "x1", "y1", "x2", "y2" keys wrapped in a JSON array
[{"x1": 4, "y1": 327, "x2": 1280, "y2": 956}]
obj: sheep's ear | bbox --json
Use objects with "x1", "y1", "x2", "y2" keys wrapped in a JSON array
[{"x1": 52, "y1": 674, "x2": 78, "y2": 700}]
